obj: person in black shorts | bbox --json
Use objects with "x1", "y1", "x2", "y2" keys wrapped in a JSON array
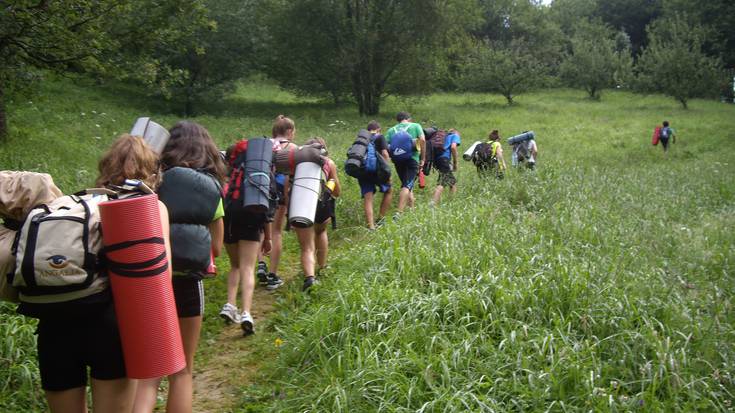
[
  {"x1": 357, "y1": 121, "x2": 393, "y2": 229},
  {"x1": 431, "y1": 128, "x2": 461, "y2": 205},
  {"x1": 385, "y1": 112, "x2": 426, "y2": 213}
]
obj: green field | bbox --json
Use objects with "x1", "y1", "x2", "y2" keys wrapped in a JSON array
[{"x1": 1, "y1": 75, "x2": 734, "y2": 411}]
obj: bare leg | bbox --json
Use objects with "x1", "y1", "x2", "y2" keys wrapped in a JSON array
[
  {"x1": 294, "y1": 226, "x2": 316, "y2": 278},
  {"x1": 269, "y1": 205, "x2": 287, "y2": 275},
  {"x1": 397, "y1": 187, "x2": 411, "y2": 212},
  {"x1": 91, "y1": 377, "x2": 136, "y2": 413},
  {"x1": 133, "y1": 378, "x2": 162, "y2": 413},
  {"x1": 45, "y1": 387, "x2": 86, "y2": 413},
  {"x1": 450, "y1": 185, "x2": 457, "y2": 195},
  {"x1": 379, "y1": 189, "x2": 392, "y2": 218},
  {"x1": 237, "y1": 239, "x2": 261, "y2": 314},
  {"x1": 432, "y1": 185, "x2": 444, "y2": 204},
  {"x1": 363, "y1": 192, "x2": 375, "y2": 228},
  {"x1": 225, "y1": 243, "x2": 239, "y2": 306},
  {"x1": 314, "y1": 222, "x2": 329, "y2": 270},
  {"x1": 166, "y1": 315, "x2": 202, "y2": 413}
]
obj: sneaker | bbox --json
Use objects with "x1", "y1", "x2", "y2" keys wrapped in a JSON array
[
  {"x1": 219, "y1": 303, "x2": 240, "y2": 324},
  {"x1": 375, "y1": 217, "x2": 386, "y2": 227},
  {"x1": 302, "y1": 276, "x2": 318, "y2": 292},
  {"x1": 240, "y1": 311, "x2": 255, "y2": 336},
  {"x1": 257, "y1": 261, "x2": 268, "y2": 286},
  {"x1": 265, "y1": 273, "x2": 284, "y2": 290}
]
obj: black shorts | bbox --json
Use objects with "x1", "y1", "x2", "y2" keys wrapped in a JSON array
[
  {"x1": 660, "y1": 137, "x2": 670, "y2": 150},
  {"x1": 224, "y1": 210, "x2": 265, "y2": 243},
  {"x1": 314, "y1": 198, "x2": 335, "y2": 224},
  {"x1": 394, "y1": 159, "x2": 419, "y2": 190},
  {"x1": 434, "y1": 157, "x2": 457, "y2": 187},
  {"x1": 172, "y1": 276, "x2": 204, "y2": 318},
  {"x1": 37, "y1": 302, "x2": 126, "y2": 391}
]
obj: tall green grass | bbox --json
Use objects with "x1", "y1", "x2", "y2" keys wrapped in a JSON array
[{"x1": 1, "y1": 74, "x2": 733, "y2": 411}]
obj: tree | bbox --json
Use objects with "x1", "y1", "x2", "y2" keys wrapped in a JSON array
[
  {"x1": 559, "y1": 20, "x2": 633, "y2": 99},
  {"x1": 663, "y1": 0, "x2": 735, "y2": 68},
  {"x1": 0, "y1": 1, "x2": 208, "y2": 138},
  {"x1": 635, "y1": 15, "x2": 724, "y2": 109},
  {"x1": 460, "y1": 40, "x2": 549, "y2": 105},
  {"x1": 263, "y1": 0, "x2": 480, "y2": 115}
]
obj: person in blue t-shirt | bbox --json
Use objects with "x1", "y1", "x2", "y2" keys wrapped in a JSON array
[
  {"x1": 432, "y1": 128, "x2": 461, "y2": 205},
  {"x1": 659, "y1": 120, "x2": 676, "y2": 152}
]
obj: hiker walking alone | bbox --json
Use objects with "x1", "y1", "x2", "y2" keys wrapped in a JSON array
[
  {"x1": 386, "y1": 112, "x2": 425, "y2": 214},
  {"x1": 431, "y1": 128, "x2": 461, "y2": 205},
  {"x1": 359, "y1": 121, "x2": 392, "y2": 229},
  {"x1": 659, "y1": 120, "x2": 676, "y2": 152},
  {"x1": 134, "y1": 121, "x2": 226, "y2": 413}
]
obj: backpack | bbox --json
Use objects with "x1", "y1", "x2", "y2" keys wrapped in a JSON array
[
  {"x1": 365, "y1": 135, "x2": 378, "y2": 173},
  {"x1": 472, "y1": 142, "x2": 499, "y2": 169},
  {"x1": 225, "y1": 139, "x2": 278, "y2": 222},
  {"x1": 10, "y1": 187, "x2": 121, "y2": 311},
  {"x1": 429, "y1": 129, "x2": 448, "y2": 154},
  {"x1": 389, "y1": 128, "x2": 415, "y2": 162},
  {"x1": 660, "y1": 127, "x2": 670, "y2": 139},
  {"x1": 652, "y1": 126, "x2": 661, "y2": 146},
  {"x1": 344, "y1": 130, "x2": 372, "y2": 179}
]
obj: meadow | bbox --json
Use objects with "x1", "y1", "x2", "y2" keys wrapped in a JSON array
[{"x1": 1, "y1": 75, "x2": 733, "y2": 412}]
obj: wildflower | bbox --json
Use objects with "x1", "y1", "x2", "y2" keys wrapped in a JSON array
[{"x1": 274, "y1": 338, "x2": 284, "y2": 348}]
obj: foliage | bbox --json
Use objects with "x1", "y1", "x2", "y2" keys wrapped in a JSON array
[
  {"x1": 560, "y1": 20, "x2": 633, "y2": 99},
  {"x1": 261, "y1": 0, "x2": 480, "y2": 115},
  {"x1": 0, "y1": 303, "x2": 42, "y2": 411},
  {"x1": 663, "y1": 0, "x2": 735, "y2": 68},
  {"x1": 635, "y1": 15, "x2": 724, "y2": 109},
  {"x1": 460, "y1": 41, "x2": 550, "y2": 105}
]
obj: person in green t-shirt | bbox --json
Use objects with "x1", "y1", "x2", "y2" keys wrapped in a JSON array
[{"x1": 385, "y1": 112, "x2": 426, "y2": 213}]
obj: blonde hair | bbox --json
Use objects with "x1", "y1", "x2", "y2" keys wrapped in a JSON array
[
  {"x1": 272, "y1": 115, "x2": 295, "y2": 138},
  {"x1": 96, "y1": 134, "x2": 160, "y2": 189}
]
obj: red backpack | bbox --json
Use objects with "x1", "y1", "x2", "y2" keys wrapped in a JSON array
[{"x1": 652, "y1": 126, "x2": 661, "y2": 146}]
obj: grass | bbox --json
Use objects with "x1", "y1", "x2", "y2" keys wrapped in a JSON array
[{"x1": 1, "y1": 73, "x2": 734, "y2": 411}]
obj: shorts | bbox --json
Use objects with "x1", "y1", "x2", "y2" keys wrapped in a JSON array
[
  {"x1": 224, "y1": 210, "x2": 265, "y2": 243},
  {"x1": 315, "y1": 198, "x2": 335, "y2": 224},
  {"x1": 660, "y1": 137, "x2": 670, "y2": 150},
  {"x1": 37, "y1": 302, "x2": 126, "y2": 391},
  {"x1": 172, "y1": 276, "x2": 204, "y2": 317},
  {"x1": 434, "y1": 157, "x2": 457, "y2": 187},
  {"x1": 394, "y1": 159, "x2": 419, "y2": 190},
  {"x1": 357, "y1": 177, "x2": 391, "y2": 197}
]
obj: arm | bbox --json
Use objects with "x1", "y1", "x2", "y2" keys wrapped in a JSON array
[
  {"x1": 496, "y1": 145, "x2": 507, "y2": 170},
  {"x1": 418, "y1": 135, "x2": 426, "y2": 165},
  {"x1": 450, "y1": 143, "x2": 459, "y2": 171},
  {"x1": 158, "y1": 200, "x2": 173, "y2": 275},
  {"x1": 262, "y1": 222, "x2": 272, "y2": 254},
  {"x1": 531, "y1": 142, "x2": 538, "y2": 159},
  {"x1": 327, "y1": 159, "x2": 341, "y2": 198},
  {"x1": 208, "y1": 218, "x2": 224, "y2": 257}
]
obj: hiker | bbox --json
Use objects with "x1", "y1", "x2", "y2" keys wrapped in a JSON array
[
  {"x1": 262, "y1": 115, "x2": 296, "y2": 290},
  {"x1": 134, "y1": 121, "x2": 226, "y2": 413},
  {"x1": 292, "y1": 138, "x2": 341, "y2": 291},
  {"x1": 386, "y1": 112, "x2": 426, "y2": 213},
  {"x1": 472, "y1": 130, "x2": 506, "y2": 178},
  {"x1": 659, "y1": 120, "x2": 676, "y2": 152},
  {"x1": 431, "y1": 128, "x2": 461, "y2": 205},
  {"x1": 219, "y1": 140, "x2": 274, "y2": 336},
  {"x1": 359, "y1": 121, "x2": 392, "y2": 229},
  {"x1": 7, "y1": 136, "x2": 167, "y2": 413},
  {"x1": 511, "y1": 138, "x2": 538, "y2": 169}
]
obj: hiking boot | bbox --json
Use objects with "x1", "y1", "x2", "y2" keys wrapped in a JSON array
[
  {"x1": 257, "y1": 261, "x2": 268, "y2": 286},
  {"x1": 240, "y1": 311, "x2": 255, "y2": 336},
  {"x1": 219, "y1": 303, "x2": 240, "y2": 324},
  {"x1": 265, "y1": 273, "x2": 284, "y2": 290},
  {"x1": 302, "y1": 276, "x2": 318, "y2": 292}
]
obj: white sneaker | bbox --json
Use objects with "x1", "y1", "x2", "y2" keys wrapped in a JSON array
[
  {"x1": 240, "y1": 311, "x2": 255, "y2": 336},
  {"x1": 219, "y1": 303, "x2": 239, "y2": 324}
]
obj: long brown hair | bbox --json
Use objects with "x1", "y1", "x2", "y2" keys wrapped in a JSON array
[
  {"x1": 160, "y1": 121, "x2": 226, "y2": 182},
  {"x1": 96, "y1": 134, "x2": 160, "y2": 189}
]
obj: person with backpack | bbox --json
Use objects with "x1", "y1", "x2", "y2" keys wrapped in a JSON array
[
  {"x1": 6, "y1": 135, "x2": 168, "y2": 413},
  {"x1": 359, "y1": 121, "x2": 392, "y2": 229},
  {"x1": 659, "y1": 120, "x2": 676, "y2": 152},
  {"x1": 133, "y1": 121, "x2": 225, "y2": 413},
  {"x1": 293, "y1": 138, "x2": 341, "y2": 291},
  {"x1": 386, "y1": 112, "x2": 426, "y2": 214},
  {"x1": 472, "y1": 130, "x2": 506, "y2": 178},
  {"x1": 430, "y1": 128, "x2": 461, "y2": 205},
  {"x1": 218, "y1": 139, "x2": 274, "y2": 336}
]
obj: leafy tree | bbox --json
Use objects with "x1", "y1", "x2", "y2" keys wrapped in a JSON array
[
  {"x1": 593, "y1": 0, "x2": 662, "y2": 54},
  {"x1": 460, "y1": 41, "x2": 549, "y2": 105},
  {"x1": 560, "y1": 20, "x2": 633, "y2": 99},
  {"x1": 635, "y1": 15, "x2": 724, "y2": 108},
  {"x1": 263, "y1": 0, "x2": 480, "y2": 115},
  {"x1": 663, "y1": 0, "x2": 735, "y2": 68}
]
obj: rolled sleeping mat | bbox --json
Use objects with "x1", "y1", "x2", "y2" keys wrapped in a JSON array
[
  {"x1": 507, "y1": 131, "x2": 535, "y2": 145},
  {"x1": 288, "y1": 162, "x2": 323, "y2": 228},
  {"x1": 293, "y1": 145, "x2": 323, "y2": 165},
  {"x1": 99, "y1": 194, "x2": 185, "y2": 379},
  {"x1": 130, "y1": 117, "x2": 170, "y2": 154},
  {"x1": 273, "y1": 145, "x2": 297, "y2": 175},
  {"x1": 463, "y1": 141, "x2": 482, "y2": 161},
  {"x1": 243, "y1": 137, "x2": 273, "y2": 214}
]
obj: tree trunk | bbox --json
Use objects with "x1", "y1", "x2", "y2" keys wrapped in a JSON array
[
  {"x1": 505, "y1": 93, "x2": 514, "y2": 105},
  {"x1": 0, "y1": 84, "x2": 6, "y2": 139}
]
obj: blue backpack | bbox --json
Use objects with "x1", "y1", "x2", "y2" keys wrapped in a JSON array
[
  {"x1": 365, "y1": 135, "x2": 378, "y2": 173},
  {"x1": 389, "y1": 129, "x2": 414, "y2": 162}
]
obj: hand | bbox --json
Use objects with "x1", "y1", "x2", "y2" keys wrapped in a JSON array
[{"x1": 262, "y1": 238, "x2": 272, "y2": 254}]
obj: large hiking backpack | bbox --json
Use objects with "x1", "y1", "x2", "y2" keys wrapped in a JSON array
[
  {"x1": 344, "y1": 130, "x2": 372, "y2": 179},
  {"x1": 225, "y1": 139, "x2": 278, "y2": 222},
  {"x1": 472, "y1": 142, "x2": 498, "y2": 170},
  {"x1": 389, "y1": 129, "x2": 415, "y2": 162},
  {"x1": 429, "y1": 129, "x2": 448, "y2": 155},
  {"x1": 10, "y1": 188, "x2": 119, "y2": 310}
]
